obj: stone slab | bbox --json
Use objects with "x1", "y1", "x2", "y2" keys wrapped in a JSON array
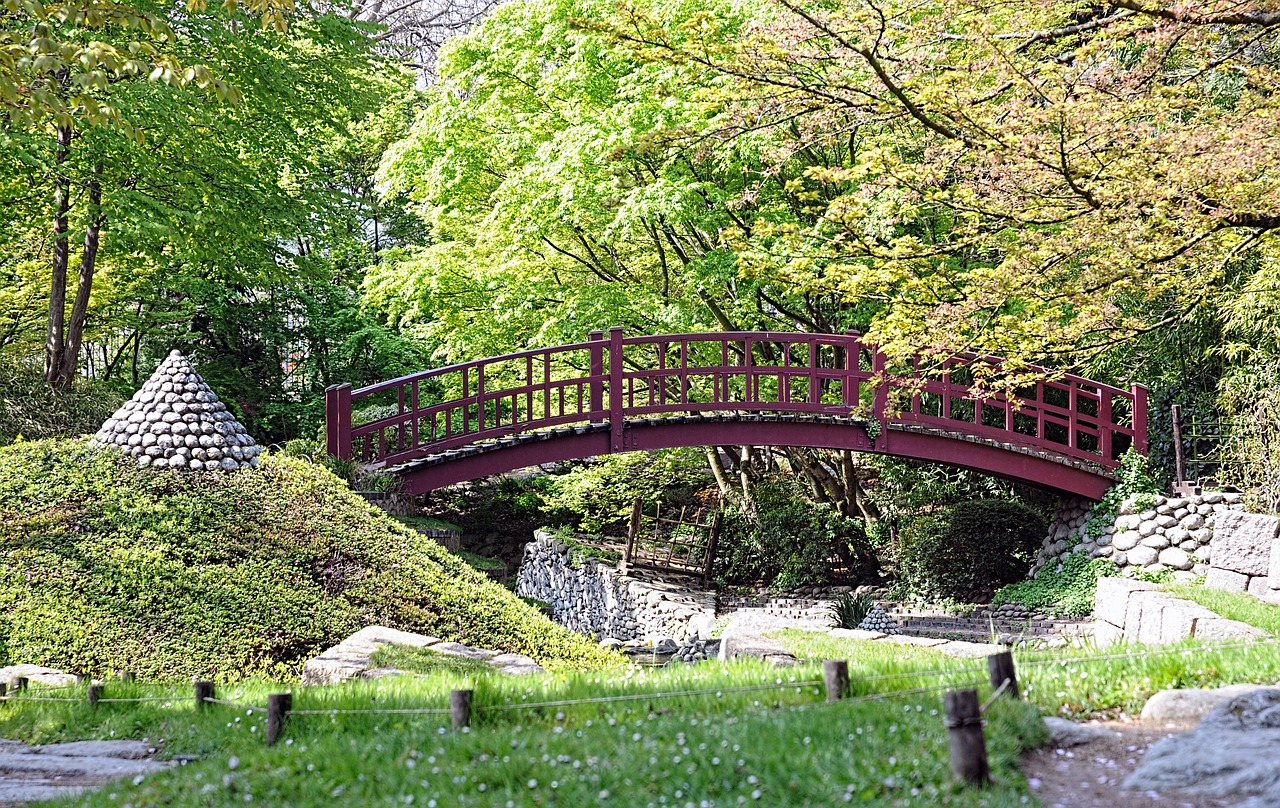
[
  {"x1": 1092, "y1": 620, "x2": 1123, "y2": 647},
  {"x1": 37, "y1": 741, "x2": 155, "y2": 759},
  {"x1": 884, "y1": 635, "x2": 948, "y2": 648},
  {"x1": 1204, "y1": 566, "x2": 1249, "y2": 593},
  {"x1": 1249, "y1": 575, "x2": 1273, "y2": 598},
  {"x1": 1093, "y1": 577, "x2": 1157, "y2": 628},
  {"x1": 0, "y1": 664, "x2": 77, "y2": 688},
  {"x1": 1270, "y1": 537, "x2": 1280, "y2": 591},
  {"x1": 1211, "y1": 511, "x2": 1280, "y2": 577},
  {"x1": 0, "y1": 785, "x2": 90, "y2": 802},
  {"x1": 1043, "y1": 717, "x2": 1119, "y2": 748},
  {"x1": 0, "y1": 752, "x2": 169, "y2": 779},
  {"x1": 1191, "y1": 616, "x2": 1269, "y2": 642},
  {"x1": 1141, "y1": 684, "x2": 1270, "y2": 723},
  {"x1": 1158, "y1": 600, "x2": 1219, "y2": 644}
]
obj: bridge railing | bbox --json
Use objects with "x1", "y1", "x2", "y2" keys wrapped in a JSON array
[{"x1": 326, "y1": 328, "x2": 1146, "y2": 471}]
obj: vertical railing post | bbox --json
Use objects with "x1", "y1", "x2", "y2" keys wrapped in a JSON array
[
  {"x1": 1099, "y1": 389, "x2": 1114, "y2": 462},
  {"x1": 589, "y1": 330, "x2": 605, "y2": 418},
  {"x1": 325, "y1": 383, "x2": 353, "y2": 461},
  {"x1": 476, "y1": 363, "x2": 486, "y2": 432},
  {"x1": 843, "y1": 332, "x2": 859, "y2": 409},
  {"x1": 871, "y1": 346, "x2": 888, "y2": 448},
  {"x1": 609, "y1": 326, "x2": 625, "y2": 452},
  {"x1": 1131, "y1": 383, "x2": 1149, "y2": 455}
]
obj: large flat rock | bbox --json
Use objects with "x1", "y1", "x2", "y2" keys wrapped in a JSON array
[
  {"x1": 301, "y1": 625, "x2": 543, "y2": 684},
  {"x1": 1126, "y1": 687, "x2": 1280, "y2": 800}
]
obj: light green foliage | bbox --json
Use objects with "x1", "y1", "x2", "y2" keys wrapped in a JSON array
[
  {"x1": 0, "y1": 438, "x2": 617, "y2": 677},
  {"x1": 1084, "y1": 449, "x2": 1165, "y2": 540},
  {"x1": 994, "y1": 554, "x2": 1120, "y2": 618},
  {"x1": 897, "y1": 500, "x2": 1046, "y2": 602},
  {"x1": 541, "y1": 449, "x2": 712, "y2": 534}
]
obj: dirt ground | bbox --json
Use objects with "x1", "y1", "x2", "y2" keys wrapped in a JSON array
[{"x1": 1021, "y1": 718, "x2": 1235, "y2": 808}]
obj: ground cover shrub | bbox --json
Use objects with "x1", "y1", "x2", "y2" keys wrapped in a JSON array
[
  {"x1": 831, "y1": 592, "x2": 874, "y2": 628},
  {"x1": 897, "y1": 500, "x2": 1046, "y2": 602},
  {"x1": 0, "y1": 438, "x2": 618, "y2": 679},
  {"x1": 1082, "y1": 448, "x2": 1163, "y2": 540},
  {"x1": 0, "y1": 357, "x2": 122, "y2": 445},
  {"x1": 0, "y1": 652, "x2": 1044, "y2": 807},
  {"x1": 993, "y1": 553, "x2": 1120, "y2": 617}
]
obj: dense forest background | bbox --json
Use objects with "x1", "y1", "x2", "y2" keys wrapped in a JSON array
[{"x1": 4, "y1": 0, "x2": 1280, "y2": 515}]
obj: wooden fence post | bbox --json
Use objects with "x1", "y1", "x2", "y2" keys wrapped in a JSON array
[
  {"x1": 987, "y1": 651, "x2": 1019, "y2": 700},
  {"x1": 0, "y1": 683, "x2": 7, "y2": 703},
  {"x1": 624, "y1": 496, "x2": 641, "y2": 571},
  {"x1": 822, "y1": 660, "x2": 848, "y2": 703},
  {"x1": 88, "y1": 685, "x2": 102, "y2": 709},
  {"x1": 266, "y1": 693, "x2": 292, "y2": 746},
  {"x1": 195, "y1": 681, "x2": 215, "y2": 711},
  {"x1": 703, "y1": 511, "x2": 722, "y2": 586},
  {"x1": 944, "y1": 689, "x2": 989, "y2": 785},
  {"x1": 118, "y1": 671, "x2": 135, "y2": 684},
  {"x1": 10, "y1": 677, "x2": 27, "y2": 694},
  {"x1": 451, "y1": 689, "x2": 474, "y2": 730}
]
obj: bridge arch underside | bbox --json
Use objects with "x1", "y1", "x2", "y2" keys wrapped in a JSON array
[{"x1": 388, "y1": 415, "x2": 1115, "y2": 500}]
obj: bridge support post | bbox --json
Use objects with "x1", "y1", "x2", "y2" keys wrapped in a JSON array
[{"x1": 325, "y1": 383, "x2": 353, "y2": 461}]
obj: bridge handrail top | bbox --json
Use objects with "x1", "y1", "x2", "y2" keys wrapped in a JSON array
[
  {"x1": 350, "y1": 340, "x2": 603, "y2": 398},
  {"x1": 345, "y1": 329, "x2": 1143, "y2": 400}
]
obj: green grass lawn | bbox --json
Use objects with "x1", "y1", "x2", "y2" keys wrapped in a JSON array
[
  {"x1": 1163, "y1": 583, "x2": 1280, "y2": 636},
  {"x1": 3, "y1": 641, "x2": 1045, "y2": 807},
  {"x1": 8, "y1": 629, "x2": 1280, "y2": 806}
]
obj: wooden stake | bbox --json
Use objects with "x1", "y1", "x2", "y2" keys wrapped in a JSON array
[
  {"x1": 194, "y1": 681, "x2": 215, "y2": 711},
  {"x1": 88, "y1": 685, "x2": 102, "y2": 709},
  {"x1": 266, "y1": 693, "x2": 292, "y2": 746},
  {"x1": 118, "y1": 671, "x2": 135, "y2": 684},
  {"x1": 944, "y1": 689, "x2": 989, "y2": 785},
  {"x1": 451, "y1": 689, "x2": 473, "y2": 730},
  {"x1": 822, "y1": 660, "x2": 848, "y2": 703},
  {"x1": 987, "y1": 651, "x2": 1019, "y2": 700},
  {"x1": 10, "y1": 677, "x2": 27, "y2": 693}
]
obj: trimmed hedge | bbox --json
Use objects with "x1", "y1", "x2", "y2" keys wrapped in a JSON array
[
  {"x1": 0, "y1": 439, "x2": 619, "y2": 679},
  {"x1": 897, "y1": 499, "x2": 1046, "y2": 602}
]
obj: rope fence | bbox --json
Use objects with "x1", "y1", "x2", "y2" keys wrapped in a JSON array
[{"x1": 4, "y1": 634, "x2": 1279, "y2": 785}]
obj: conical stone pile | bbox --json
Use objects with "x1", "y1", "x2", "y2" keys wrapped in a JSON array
[{"x1": 90, "y1": 350, "x2": 262, "y2": 471}]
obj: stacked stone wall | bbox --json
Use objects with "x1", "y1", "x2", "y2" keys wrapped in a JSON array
[
  {"x1": 515, "y1": 532, "x2": 716, "y2": 643},
  {"x1": 1032, "y1": 492, "x2": 1246, "y2": 581}
]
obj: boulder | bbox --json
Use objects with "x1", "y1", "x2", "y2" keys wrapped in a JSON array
[{"x1": 1211, "y1": 511, "x2": 1280, "y2": 576}]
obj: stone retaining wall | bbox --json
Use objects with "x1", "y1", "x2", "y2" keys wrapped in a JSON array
[
  {"x1": 1032, "y1": 492, "x2": 1246, "y2": 580},
  {"x1": 1092, "y1": 577, "x2": 1267, "y2": 646},
  {"x1": 515, "y1": 532, "x2": 717, "y2": 643}
]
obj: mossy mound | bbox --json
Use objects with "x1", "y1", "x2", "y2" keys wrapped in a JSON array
[{"x1": 0, "y1": 439, "x2": 618, "y2": 679}]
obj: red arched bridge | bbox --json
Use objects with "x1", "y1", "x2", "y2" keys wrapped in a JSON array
[{"x1": 325, "y1": 328, "x2": 1147, "y2": 500}]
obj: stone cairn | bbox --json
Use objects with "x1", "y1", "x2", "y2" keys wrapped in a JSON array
[
  {"x1": 90, "y1": 350, "x2": 262, "y2": 471},
  {"x1": 856, "y1": 603, "x2": 900, "y2": 634}
]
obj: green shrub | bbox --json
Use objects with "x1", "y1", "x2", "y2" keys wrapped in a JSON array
[
  {"x1": 831, "y1": 592, "x2": 874, "y2": 628},
  {"x1": 717, "y1": 483, "x2": 877, "y2": 589},
  {"x1": 897, "y1": 499, "x2": 1046, "y2": 602},
  {"x1": 0, "y1": 357, "x2": 123, "y2": 446},
  {"x1": 994, "y1": 553, "x2": 1119, "y2": 617},
  {"x1": 0, "y1": 438, "x2": 619, "y2": 679},
  {"x1": 541, "y1": 449, "x2": 712, "y2": 534}
]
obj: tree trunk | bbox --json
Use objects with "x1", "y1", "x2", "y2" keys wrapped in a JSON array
[
  {"x1": 44, "y1": 123, "x2": 73, "y2": 387},
  {"x1": 58, "y1": 163, "x2": 104, "y2": 389}
]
